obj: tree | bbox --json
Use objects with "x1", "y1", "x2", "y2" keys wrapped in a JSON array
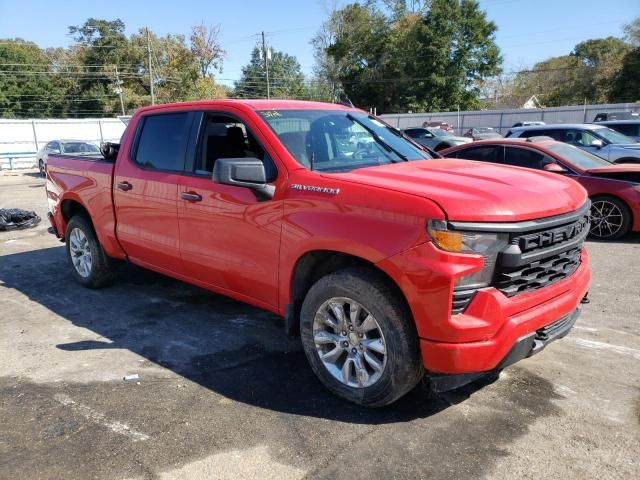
[
  {"x1": 234, "y1": 46, "x2": 307, "y2": 99},
  {"x1": 612, "y1": 17, "x2": 640, "y2": 103},
  {"x1": 68, "y1": 18, "x2": 145, "y2": 116},
  {"x1": 190, "y1": 23, "x2": 225, "y2": 78},
  {"x1": 317, "y1": 0, "x2": 502, "y2": 112},
  {"x1": 0, "y1": 39, "x2": 63, "y2": 118}
]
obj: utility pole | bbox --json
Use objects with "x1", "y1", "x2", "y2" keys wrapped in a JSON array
[
  {"x1": 261, "y1": 31, "x2": 270, "y2": 99},
  {"x1": 146, "y1": 28, "x2": 155, "y2": 105},
  {"x1": 114, "y1": 65, "x2": 125, "y2": 115}
]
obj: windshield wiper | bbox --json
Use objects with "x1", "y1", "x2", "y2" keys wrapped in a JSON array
[{"x1": 346, "y1": 113, "x2": 408, "y2": 162}]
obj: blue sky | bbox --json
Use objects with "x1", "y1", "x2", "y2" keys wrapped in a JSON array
[{"x1": 0, "y1": 0, "x2": 638, "y2": 86}]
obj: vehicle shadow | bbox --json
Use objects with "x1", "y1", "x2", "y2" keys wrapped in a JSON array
[{"x1": 0, "y1": 246, "x2": 497, "y2": 424}]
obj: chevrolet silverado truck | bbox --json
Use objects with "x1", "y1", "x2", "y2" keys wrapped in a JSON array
[{"x1": 46, "y1": 100, "x2": 592, "y2": 406}]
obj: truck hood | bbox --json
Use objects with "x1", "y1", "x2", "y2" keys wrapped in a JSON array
[{"x1": 329, "y1": 159, "x2": 587, "y2": 222}]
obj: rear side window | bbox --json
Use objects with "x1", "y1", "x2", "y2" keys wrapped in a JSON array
[
  {"x1": 504, "y1": 147, "x2": 547, "y2": 169},
  {"x1": 453, "y1": 146, "x2": 501, "y2": 163},
  {"x1": 134, "y1": 113, "x2": 190, "y2": 171}
]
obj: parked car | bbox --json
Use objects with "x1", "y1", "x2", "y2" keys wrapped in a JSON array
[
  {"x1": 594, "y1": 120, "x2": 640, "y2": 142},
  {"x1": 36, "y1": 140, "x2": 101, "y2": 175},
  {"x1": 506, "y1": 124, "x2": 640, "y2": 164},
  {"x1": 511, "y1": 121, "x2": 546, "y2": 128},
  {"x1": 402, "y1": 127, "x2": 471, "y2": 151},
  {"x1": 593, "y1": 112, "x2": 639, "y2": 122},
  {"x1": 441, "y1": 137, "x2": 640, "y2": 239},
  {"x1": 46, "y1": 99, "x2": 591, "y2": 406},
  {"x1": 463, "y1": 127, "x2": 502, "y2": 140},
  {"x1": 422, "y1": 120, "x2": 454, "y2": 133}
]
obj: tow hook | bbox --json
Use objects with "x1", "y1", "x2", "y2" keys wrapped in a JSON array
[{"x1": 581, "y1": 293, "x2": 590, "y2": 304}]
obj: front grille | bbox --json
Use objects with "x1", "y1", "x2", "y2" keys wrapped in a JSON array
[
  {"x1": 448, "y1": 202, "x2": 590, "y2": 314},
  {"x1": 494, "y1": 247, "x2": 582, "y2": 297}
]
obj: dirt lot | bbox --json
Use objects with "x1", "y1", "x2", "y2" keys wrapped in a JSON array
[{"x1": 1, "y1": 170, "x2": 639, "y2": 480}]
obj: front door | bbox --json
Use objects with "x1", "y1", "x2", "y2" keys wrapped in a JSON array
[{"x1": 177, "y1": 111, "x2": 283, "y2": 307}]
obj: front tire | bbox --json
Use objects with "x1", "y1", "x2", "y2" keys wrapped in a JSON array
[
  {"x1": 65, "y1": 216, "x2": 116, "y2": 288},
  {"x1": 589, "y1": 196, "x2": 632, "y2": 240},
  {"x1": 38, "y1": 159, "x2": 45, "y2": 176},
  {"x1": 300, "y1": 268, "x2": 423, "y2": 407}
]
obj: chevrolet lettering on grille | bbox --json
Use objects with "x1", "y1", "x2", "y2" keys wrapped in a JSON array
[{"x1": 519, "y1": 217, "x2": 589, "y2": 252}]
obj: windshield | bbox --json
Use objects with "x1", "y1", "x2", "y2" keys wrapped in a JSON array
[
  {"x1": 593, "y1": 127, "x2": 634, "y2": 144},
  {"x1": 548, "y1": 143, "x2": 612, "y2": 169},
  {"x1": 259, "y1": 109, "x2": 432, "y2": 172},
  {"x1": 61, "y1": 142, "x2": 100, "y2": 154}
]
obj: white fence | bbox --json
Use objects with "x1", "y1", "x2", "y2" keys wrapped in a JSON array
[
  {"x1": 0, "y1": 118, "x2": 128, "y2": 170},
  {"x1": 381, "y1": 102, "x2": 640, "y2": 136}
]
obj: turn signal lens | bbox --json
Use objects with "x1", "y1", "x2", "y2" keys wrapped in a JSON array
[{"x1": 431, "y1": 229, "x2": 463, "y2": 252}]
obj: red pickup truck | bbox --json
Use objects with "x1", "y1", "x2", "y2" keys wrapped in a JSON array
[{"x1": 46, "y1": 100, "x2": 591, "y2": 406}]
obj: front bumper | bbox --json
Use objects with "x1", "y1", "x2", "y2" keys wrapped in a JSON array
[
  {"x1": 419, "y1": 253, "x2": 590, "y2": 374},
  {"x1": 429, "y1": 307, "x2": 580, "y2": 391},
  {"x1": 377, "y1": 240, "x2": 591, "y2": 376}
]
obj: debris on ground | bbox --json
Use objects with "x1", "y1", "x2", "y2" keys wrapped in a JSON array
[
  {"x1": 123, "y1": 374, "x2": 141, "y2": 383},
  {"x1": 0, "y1": 208, "x2": 41, "y2": 231}
]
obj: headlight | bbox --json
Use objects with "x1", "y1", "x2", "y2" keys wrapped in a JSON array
[{"x1": 427, "y1": 220, "x2": 509, "y2": 287}]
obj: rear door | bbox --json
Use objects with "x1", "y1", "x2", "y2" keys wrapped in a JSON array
[
  {"x1": 176, "y1": 109, "x2": 283, "y2": 308},
  {"x1": 114, "y1": 111, "x2": 195, "y2": 273}
]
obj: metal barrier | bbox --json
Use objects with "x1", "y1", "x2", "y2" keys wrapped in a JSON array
[{"x1": 381, "y1": 102, "x2": 640, "y2": 136}]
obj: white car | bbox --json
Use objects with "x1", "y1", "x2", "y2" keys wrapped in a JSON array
[{"x1": 37, "y1": 140, "x2": 101, "y2": 175}]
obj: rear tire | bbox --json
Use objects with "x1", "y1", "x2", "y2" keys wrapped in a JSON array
[
  {"x1": 38, "y1": 160, "x2": 45, "y2": 176},
  {"x1": 589, "y1": 196, "x2": 632, "y2": 240},
  {"x1": 65, "y1": 216, "x2": 117, "y2": 288},
  {"x1": 300, "y1": 268, "x2": 423, "y2": 407}
]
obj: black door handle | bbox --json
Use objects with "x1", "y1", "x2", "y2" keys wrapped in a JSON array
[
  {"x1": 181, "y1": 192, "x2": 202, "y2": 202},
  {"x1": 117, "y1": 182, "x2": 133, "y2": 191}
]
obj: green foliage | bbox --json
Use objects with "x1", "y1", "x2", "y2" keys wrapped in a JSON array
[
  {"x1": 319, "y1": 0, "x2": 502, "y2": 112},
  {"x1": 0, "y1": 40, "x2": 63, "y2": 118},
  {"x1": 505, "y1": 30, "x2": 638, "y2": 107},
  {"x1": 234, "y1": 47, "x2": 307, "y2": 99}
]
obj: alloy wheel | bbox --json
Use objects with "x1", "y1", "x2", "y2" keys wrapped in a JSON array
[
  {"x1": 69, "y1": 227, "x2": 92, "y2": 278},
  {"x1": 313, "y1": 297, "x2": 387, "y2": 388},
  {"x1": 590, "y1": 200, "x2": 624, "y2": 239}
]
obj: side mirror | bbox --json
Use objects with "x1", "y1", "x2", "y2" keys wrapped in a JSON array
[
  {"x1": 543, "y1": 163, "x2": 568, "y2": 173},
  {"x1": 100, "y1": 142, "x2": 120, "y2": 162},
  {"x1": 590, "y1": 139, "x2": 604, "y2": 149},
  {"x1": 213, "y1": 158, "x2": 275, "y2": 200}
]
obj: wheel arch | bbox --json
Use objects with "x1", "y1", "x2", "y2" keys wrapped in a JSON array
[{"x1": 285, "y1": 250, "x2": 412, "y2": 336}]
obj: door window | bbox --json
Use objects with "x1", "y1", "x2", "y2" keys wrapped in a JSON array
[
  {"x1": 453, "y1": 146, "x2": 501, "y2": 163},
  {"x1": 134, "y1": 113, "x2": 190, "y2": 171},
  {"x1": 504, "y1": 147, "x2": 548, "y2": 169},
  {"x1": 194, "y1": 115, "x2": 277, "y2": 181},
  {"x1": 564, "y1": 129, "x2": 598, "y2": 147}
]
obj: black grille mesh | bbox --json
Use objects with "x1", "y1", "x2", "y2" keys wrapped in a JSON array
[{"x1": 494, "y1": 247, "x2": 581, "y2": 297}]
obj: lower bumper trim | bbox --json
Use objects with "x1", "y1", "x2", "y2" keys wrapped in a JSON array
[{"x1": 428, "y1": 307, "x2": 581, "y2": 393}]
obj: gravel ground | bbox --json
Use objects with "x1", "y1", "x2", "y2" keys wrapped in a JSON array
[{"x1": 1, "y1": 170, "x2": 638, "y2": 480}]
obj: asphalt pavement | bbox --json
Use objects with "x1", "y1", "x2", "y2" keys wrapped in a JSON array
[{"x1": 1, "y1": 170, "x2": 638, "y2": 479}]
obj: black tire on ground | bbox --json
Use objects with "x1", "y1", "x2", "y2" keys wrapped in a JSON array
[
  {"x1": 65, "y1": 215, "x2": 117, "y2": 288},
  {"x1": 300, "y1": 267, "x2": 423, "y2": 407},
  {"x1": 38, "y1": 160, "x2": 45, "y2": 176},
  {"x1": 589, "y1": 195, "x2": 632, "y2": 240}
]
